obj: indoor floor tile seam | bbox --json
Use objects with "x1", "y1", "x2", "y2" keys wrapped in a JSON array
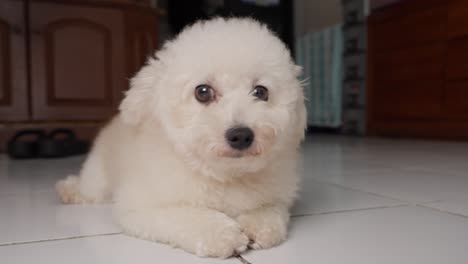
[
  {"x1": 415, "y1": 204, "x2": 468, "y2": 220},
  {"x1": 302, "y1": 177, "x2": 411, "y2": 204},
  {"x1": 292, "y1": 204, "x2": 409, "y2": 218},
  {"x1": 235, "y1": 254, "x2": 253, "y2": 264},
  {"x1": 0, "y1": 232, "x2": 121, "y2": 247}
]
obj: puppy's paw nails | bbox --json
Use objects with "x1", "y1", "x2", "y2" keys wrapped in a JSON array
[
  {"x1": 194, "y1": 219, "x2": 249, "y2": 258},
  {"x1": 238, "y1": 214, "x2": 287, "y2": 250},
  {"x1": 247, "y1": 227, "x2": 286, "y2": 250},
  {"x1": 249, "y1": 242, "x2": 262, "y2": 250}
]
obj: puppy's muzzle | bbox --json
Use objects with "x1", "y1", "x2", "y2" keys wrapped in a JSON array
[{"x1": 225, "y1": 126, "x2": 254, "y2": 150}]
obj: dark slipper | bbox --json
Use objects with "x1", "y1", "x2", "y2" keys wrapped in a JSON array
[
  {"x1": 7, "y1": 129, "x2": 46, "y2": 159},
  {"x1": 38, "y1": 128, "x2": 90, "y2": 158}
]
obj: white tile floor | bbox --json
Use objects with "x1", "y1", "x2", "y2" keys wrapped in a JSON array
[{"x1": 1, "y1": 135, "x2": 467, "y2": 264}]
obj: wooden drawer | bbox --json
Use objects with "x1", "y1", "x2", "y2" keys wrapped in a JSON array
[
  {"x1": 375, "y1": 44, "x2": 444, "y2": 82},
  {"x1": 446, "y1": 37, "x2": 468, "y2": 80},
  {"x1": 448, "y1": 0, "x2": 468, "y2": 38},
  {"x1": 371, "y1": 4, "x2": 447, "y2": 52}
]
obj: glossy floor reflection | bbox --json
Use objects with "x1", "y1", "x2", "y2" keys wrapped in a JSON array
[{"x1": 1, "y1": 135, "x2": 467, "y2": 263}]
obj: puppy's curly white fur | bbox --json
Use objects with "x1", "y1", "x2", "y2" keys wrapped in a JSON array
[{"x1": 56, "y1": 17, "x2": 307, "y2": 258}]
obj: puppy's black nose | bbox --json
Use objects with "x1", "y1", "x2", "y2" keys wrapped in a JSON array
[{"x1": 225, "y1": 127, "x2": 254, "y2": 150}]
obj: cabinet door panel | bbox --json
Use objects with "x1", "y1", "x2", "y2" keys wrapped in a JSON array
[
  {"x1": 30, "y1": 2, "x2": 125, "y2": 121},
  {"x1": 45, "y1": 19, "x2": 111, "y2": 104},
  {"x1": 0, "y1": 0, "x2": 28, "y2": 121}
]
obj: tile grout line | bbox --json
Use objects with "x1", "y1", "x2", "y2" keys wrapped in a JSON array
[
  {"x1": 292, "y1": 202, "x2": 468, "y2": 220},
  {"x1": 304, "y1": 177, "x2": 412, "y2": 205},
  {"x1": 0, "y1": 232, "x2": 121, "y2": 247},
  {"x1": 235, "y1": 254, "x2": 253, "y2": 264},
  {"x1": 291, "y1": 203, "x2": 409, "y2": 218},
  {"x1": 416, "y1": 204, "x2": 468, "y2": 219},
  {"x1": 416, "y1": 199, "x2": 446, "y2": 205}
]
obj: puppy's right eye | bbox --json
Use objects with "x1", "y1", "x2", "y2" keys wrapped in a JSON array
[{"x1": 195, "y1": 84, "x2": 215, "y2": 104}]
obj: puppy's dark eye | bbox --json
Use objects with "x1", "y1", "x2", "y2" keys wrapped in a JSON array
[
  {"x1": 195, "y1": 84, "x2": 215, "y2": 104},
  {"x1": 252, "y1": 85, "x2": 269, "y2": 101}
]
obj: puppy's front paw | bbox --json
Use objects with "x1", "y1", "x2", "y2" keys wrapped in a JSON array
[
  {"x1": 56, "y1": 175, "x2": 84, "y2": 204},
  {"x1": 193, "y1": 215, "x2": 249, "y2": 258},
  {"x1": 237, "y1": 209, "x2": 288, "y2": 250}
]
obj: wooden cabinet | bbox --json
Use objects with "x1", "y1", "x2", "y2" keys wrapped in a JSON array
[
  {"x1": 0, "y1": 0, "x2": 158, "y2": 151},
  {"x1": 0, "y1": 0, "x2": 28, "y2": 121},
  {"x1": 0, "y1": 0, "x2": 157, "y2": 122},
  {"x1": 30, "y1": 2, "x2": 126, "y2": 120},
  {"x1": 367, "y1": 0, "x2": 468, "y2": 139}
]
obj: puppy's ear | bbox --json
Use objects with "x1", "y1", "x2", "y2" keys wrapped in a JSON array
[{"x1": 119, "y1": 58, "x2": 159, "y2": 126}]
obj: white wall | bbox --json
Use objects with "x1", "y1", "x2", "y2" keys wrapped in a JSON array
[{"x1": 294, "y1": 0, "x2": 343, "y2": 37}]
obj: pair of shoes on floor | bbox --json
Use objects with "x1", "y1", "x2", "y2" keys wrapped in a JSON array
[{"x1": 7, "y1": 128, "x2": 90, "y2": 159}]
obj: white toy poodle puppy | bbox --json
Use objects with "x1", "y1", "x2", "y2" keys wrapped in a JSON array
[{"x1": 56, "y1": 17, "x2": 307, "y2": 258}]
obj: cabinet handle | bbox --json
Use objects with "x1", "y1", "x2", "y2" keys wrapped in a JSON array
[{"x1": 11, "y1": 25, "x2": 23, "y2": 35}]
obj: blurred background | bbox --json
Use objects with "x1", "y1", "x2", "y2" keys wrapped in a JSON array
[{"x1": 1, "y1": 0, "x2": 467, "y2": 153}]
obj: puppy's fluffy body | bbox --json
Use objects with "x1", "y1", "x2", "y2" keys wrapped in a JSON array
[{"x1": 56, "y1": 18, "x2": 306, "y2": 258}]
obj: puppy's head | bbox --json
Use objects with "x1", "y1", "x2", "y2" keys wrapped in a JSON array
[{"x1": 120, "y1": 18, "x2": 306, "y2": 180}]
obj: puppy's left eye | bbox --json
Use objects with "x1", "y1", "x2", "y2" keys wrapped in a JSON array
[
  {"x1": 195, "y1": 84, "x2": 215, "y2": 104},
  {"x1": 252, "y1": 85, "x2": 269, "y2": 101}
]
